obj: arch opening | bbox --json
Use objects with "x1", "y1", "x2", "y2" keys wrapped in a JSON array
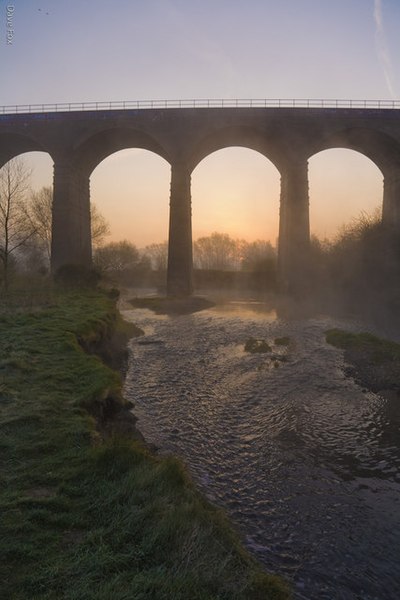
[
  {"x1": 306, "y1": 145, "x2": 400, "y2": 316},
  {"x1": 0, "y1": 150, "x2": 54, "y2": 279},
  {"x1": 191, "y1": 147, "x2": 280, "y2": 291},
  {"x1": 308, "y1": 148, "x2": 383, "y2": 241},
  {"x1": 90, "y1": 149, "x2": 171, "y2": 275},
  {"x1": 192, "y1": 147, "x2": 280, "y2": 245}
]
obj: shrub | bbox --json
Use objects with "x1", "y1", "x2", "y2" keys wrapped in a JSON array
[{"x1": 244, "y1": 338, "x2": 271, "y2": 353}]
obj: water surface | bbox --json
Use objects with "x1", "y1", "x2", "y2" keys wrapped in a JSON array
[{"x1": 123, "y1": 299, "x2": 400, "y2": 599}]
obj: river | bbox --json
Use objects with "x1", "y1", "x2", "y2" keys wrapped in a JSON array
[{"x1": 122, "y1": 297, "x2": 400, "y2": 600}]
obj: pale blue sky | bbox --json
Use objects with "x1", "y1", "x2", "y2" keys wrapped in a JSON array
[
  {"x1": 1, "y1": 0, "x2": 399, "y2": 245},
  {"x1": 2, "y1": 0, "x2": 399, "y2": 103}
]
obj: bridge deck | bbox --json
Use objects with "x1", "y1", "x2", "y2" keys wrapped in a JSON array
[{"x1": 1, "y1": 98, "x2": 400, "y2": 115}]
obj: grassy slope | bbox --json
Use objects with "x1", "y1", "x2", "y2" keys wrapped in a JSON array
[
  {"x1": 0, "y1": 289, "x2": 289, "y2": 600},
  {"x1": 326, "y1": 328, "x2": 400, "y2": 393}
]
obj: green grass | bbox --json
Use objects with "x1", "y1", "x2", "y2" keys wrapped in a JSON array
[
  {"x1": 0, "y1": 288, "x2": 289, "y2": 600},
  {"x1": 325, "y1": 328, "x2": 400, "y2": 364}
]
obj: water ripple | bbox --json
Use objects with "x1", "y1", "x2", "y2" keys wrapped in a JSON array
[{"x1": 123, "y1": 304, "x2": 400, "y2": 599}]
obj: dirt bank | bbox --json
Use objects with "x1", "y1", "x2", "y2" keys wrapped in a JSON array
[{"x1": 326, "y1": 328, "x2": 400, "y2": 400}]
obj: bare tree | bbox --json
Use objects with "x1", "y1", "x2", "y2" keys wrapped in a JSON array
[
  {"x1": 0, "y1": 158, "x2": 35, "y2": 289},
  {"x1": 333, "y1": 208, "x2": 381, "y2": 245},
  {"x1": 143, "y1": 241, "x2": 168, "y2": 271},
  {"x1": 29, "y1": 186, "x2": 53, "y2": 263},
  {"x1": 193, "y1": 232, "x2": 243, "y2": 270},
  {"x1": 91, "y1": 203, "x2": 111, "y2": 249}
]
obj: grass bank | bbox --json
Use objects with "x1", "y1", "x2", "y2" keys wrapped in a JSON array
[
  {"x1": 0, "y1": 288, "x2": 289, "y2": 600},
  {"x1": 326, "y1": 328, "x2": 400, "y2": 395}
]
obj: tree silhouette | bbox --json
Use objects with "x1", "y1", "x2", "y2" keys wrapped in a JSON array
[{"x1": 0, "y1": 158, "x2": 35, "y2": 289}]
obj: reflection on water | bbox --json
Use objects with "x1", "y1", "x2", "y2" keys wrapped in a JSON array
[
  {"x1": 210, "y1": 300, "x2": 277, "y2": 319},
  {"x1": 123, "y1": 298, "x2": 400, "y2": 600}
]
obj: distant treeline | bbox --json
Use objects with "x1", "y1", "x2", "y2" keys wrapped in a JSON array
[
  {"x1": 1, "y1": 161, "x2": 399, "y2": 325},
  {"x1": 90, "y1": 234, "x2": 278, "y2": 291}
]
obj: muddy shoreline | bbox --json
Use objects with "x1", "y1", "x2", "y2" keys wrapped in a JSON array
[
  {"x1": 327, "y1": 329, "x2": 400, "y2": 401},
  {"x1": 83, "y1": 310, "x2": 146, "y2": 441}
]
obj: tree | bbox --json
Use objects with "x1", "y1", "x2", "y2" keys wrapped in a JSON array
[
  {"x1": 93, "y1": 240, "x2": 141, "y2": 272},
  {"x1": 94, "y1": 240, "x2": 152, "y2": 285},
  {"x1": 306, "y1": 208, "x2": 400, "y2": 318},
  {"x1": 0, "y1": 157, "x2": 35, "y2": 289},
  {"x1": 193, "y1": 232, "x2": 243, "y2": 270},
  {"x1": 28, "y1": 186, "x2": 53, "y2": 263},
  {"x1": 240, "y1": 240, "x2": 276, "y2": 272},
  {"x1": 27, "y1": 187, "x2": 110, "y2": 267},
  {"x1": 327, "y1": 208, "x2": 390, "y2": 299},
  {"x1": 334, "y1": 208, "x2": 381, "y2": 244},
  {"x1": 143, "y1": 241, "x2": 168, "y2": 271},
  {"x1": 90, "y1": 203, "x2": 111, "y2": 249}
]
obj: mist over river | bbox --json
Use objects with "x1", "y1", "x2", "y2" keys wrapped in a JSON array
[{"x1": 122, "y1": 297, "x2": 400, "y2": 600}]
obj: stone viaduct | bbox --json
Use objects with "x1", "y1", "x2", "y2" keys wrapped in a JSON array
[{"x1": 1, "y1": 104, "x2": 400, "y2": 295}]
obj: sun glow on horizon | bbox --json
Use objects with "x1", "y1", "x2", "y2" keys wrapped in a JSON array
[
  {"x1": 192, "y1": 147, "x2": 281, "y2": 244},
  {"x1": 15, "y1": 145, "x2": 385, "y2": 250},
  {"x1": 90, "y1": 149, "x2": 171, "y2": 247}
]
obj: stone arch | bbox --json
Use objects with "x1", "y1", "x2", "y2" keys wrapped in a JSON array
[
  {"x1": 189, "y1": 127, "x2": 315, "y2": 293},
  {"x1": 72, "y1": 126, "x2": 172, "y2": 175},
  {"x1": 0, "y1": 131, "x2": 54, "y2": 169},
  {"x1": 307, "y1": 127, "x2": 400, "y2": 174},
  {"x1": 307, "y1": 127, "x2": 400, "y2": 227},
  {"x1": 188, "y1": 127, "x2": 311, "y2": 294},
  {"x1": 50, "y1": 127, "x2": 172, "y2": 273},
  {"x1": 188, "y1": 126, "x2": 285, "y2": 174}
]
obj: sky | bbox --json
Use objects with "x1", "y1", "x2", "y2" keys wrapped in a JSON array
[{"x1": 1, "y1": 0, "x2": 399, "y2": 246}]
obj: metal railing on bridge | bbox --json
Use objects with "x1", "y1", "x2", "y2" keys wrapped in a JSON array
[{"x1": 1, "y1": 98, "x2": 400, "y2": 115}]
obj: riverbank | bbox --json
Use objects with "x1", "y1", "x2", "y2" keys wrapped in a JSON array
[
  {"x1": 326, "y1": 328, "x2": 400, "y2": 398},
  {"x1": 0, "y1": 288, "x2": 289, "y2": 600}
]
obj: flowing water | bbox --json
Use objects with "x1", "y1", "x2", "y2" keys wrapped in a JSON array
[{"x1": 122, "y1": 298, "x2": 400, "y2": 600}]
